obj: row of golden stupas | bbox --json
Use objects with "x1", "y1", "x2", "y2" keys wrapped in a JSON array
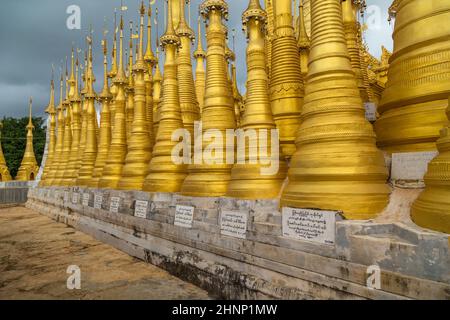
[{"x1": 38, "y1": 0, "x2": 450, "y2": 234}]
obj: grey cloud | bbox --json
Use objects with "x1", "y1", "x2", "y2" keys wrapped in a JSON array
[{"x1": 0, "y1": 0, "x2": 392, "y2": 118}]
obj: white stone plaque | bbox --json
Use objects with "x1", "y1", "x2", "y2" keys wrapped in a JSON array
[
  {"x1": 364, "y1": 102, "x2": 377, "y2": 122},
  {"x1": 282, "y1": 207, "x2": 336, "y2": 245},
  {"x1": 391, "y1": 151, "x2": 438, "y2": 181},
  {"x1": 220, "y1": 211, "x2": 248, "y2": 240},
  {"x1": 64, "y1": 191, "x2": 69, "y2": 203},
  {"x1": 94, "y1": 194, "x2": 103, "y2": 209},
  {"x1": 109, "y1": 197, "x2": 121, "y2": 213},
  {"x1": 72, "y1": 192, "x2": 79, "y2": 204},
  {"x1": 174, "y1": 205, "x2": 195, "y2": 228},
  {"x1": 134, "y1": 200, "x2": 148, "y2": 219},
  {"x1": 82, "y1": 193, "x2": 90, "y2": 206}
]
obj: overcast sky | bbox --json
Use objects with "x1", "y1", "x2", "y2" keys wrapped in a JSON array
[{"x1": 0, "y1": 0, "x2": 393, "y2": 118}]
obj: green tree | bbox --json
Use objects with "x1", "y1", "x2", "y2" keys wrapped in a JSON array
[{"x1": 1, "y1": 117, "x2": 47, "y2": 178}]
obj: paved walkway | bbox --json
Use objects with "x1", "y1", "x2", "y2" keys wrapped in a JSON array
[{"x1": 0, "y1": 206, "x2": 209, "y2": 300}]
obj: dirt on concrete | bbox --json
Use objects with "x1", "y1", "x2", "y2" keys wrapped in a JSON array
[{"x1": 0, "y1": 206, "x2": 210, "y2": 300}]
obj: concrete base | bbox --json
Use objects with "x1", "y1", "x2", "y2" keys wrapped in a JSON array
[
  {"x1": 0, "y1": 181, "x2": 36, "y2": 204},
  {"x1": 27, "y1": 187, "x2": 450, "y2": 300}
]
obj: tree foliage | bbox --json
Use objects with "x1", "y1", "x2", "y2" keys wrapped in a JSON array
[{"x1": 1, "y1": 117, "x2": 46, "y2": 178}]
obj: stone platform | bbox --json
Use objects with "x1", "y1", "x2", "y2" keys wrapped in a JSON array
[{"x1": 27, "y1": 187, "x2": 450, "y2": 300}]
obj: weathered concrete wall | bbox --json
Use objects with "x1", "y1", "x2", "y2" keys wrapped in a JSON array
[
  {"x1": 0, "y1": 182, "x2": 34, "y2": 204},
  {"x1": 27, "y1": 187, "x2": 450, "y2": 300}
]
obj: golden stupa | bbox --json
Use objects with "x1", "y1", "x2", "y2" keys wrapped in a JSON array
[
  {"x1": 226, "y1": 0, "x2": 287, "y2": 199},
  {"x1": 176, "y1": 0, "x2": 200, "y2": 143},
  {"x1": 231, "y1": 62, "x2": 244, "y2": 128},
  {"x1": 77, "y1": 37, "x2": 98, "y2": 187},
  {"x1": 77, "y1": 53, "x2": 89, "y2": 170},
  {"x1": 55, "y1": 69, "x2": 73, "y2": 186},
  {"x1": 152, "y1": 46, "x2": 163, "y2": 138},
  {"x1": 64, "y1": 55, "x2": 82, "y2": 186},
  {"x1": 119, "y1": 2, "x2": 153, "y2": 191},
  {"x1": 269, "y1": 0, "x2": 304, "y2": 159},
  {"x1": 45, "y1": 74, "x2": 65, "y2": 186},
  {"x1": 180, "y1": 0, "x2": 236, "y2": 197},
  {"x1": 281, "y1": 0, "x2": 390, "y2": 219},
  {"x1": 109, "y1": 13, "x2": 119, "y2": 132},
  {"x1": 412, "y1": 95, "x2": 450, "y2": 234},
  {"x1": 193, "y1": 17, "x2": 206, "y2": 114},
  {"x1": 16, "y1": 98, "x2": 39, "y2": 181},
  {"x1": 143, "y1": 0, "x2": 187, "y2": 193},
  {"x1": 297, "y1": 0, "x2": 310, "y2": 79},
  {"x1": 144, "y1": 4, "x2": 157, "y2": 149},
  {"x1": 0, "y1": 121, "x2": 12, "y2": 182},
  {"x1": 89, "y1": 38, "x2": 113, "y2": 188},
  {"x1": 125, "y1": 22, "x2": 135, "y2": 140},
  {"x1": 39, "y1": 75, "x2": 56, "y2": 186},
  {"x1": 375, "y1": 0, "x2": 450, "y2": 153},
  {"x1": 98, "y1": 16, "x2": 129, "y2": 190}
]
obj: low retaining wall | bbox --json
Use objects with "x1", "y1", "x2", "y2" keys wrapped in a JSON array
[
  {"x1": 27, "y1": 187, "x2": 450, "y2": 300},
  {"x1": 0, "y1": 181, "x2": 37, "y2": 204}
]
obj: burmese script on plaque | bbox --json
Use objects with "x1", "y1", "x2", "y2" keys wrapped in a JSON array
[
  {"x1": 134, "y1": 200, "x2": 148, "y2": 219},
  {"x1": 109, "y1": 197, "x2": 120, "y2": 213},
  {"x1": 71, "y1": 192, "x2": 78, "y2": 204},
  {"x1": 282, "y1": 207, "x2": 336, "y2": 245},
  {"x1": 82, "y1": 193, "x2": 89, "y2": 206},
  {"x1": 174, "y1": 205, "x2": 195, "y2": 228},
  {"x1": 94, "y1": 194, "x2": 103, "y2": 209},
  {"x1": 220, "y1": 211, "x2": 248, "y2": 240}
]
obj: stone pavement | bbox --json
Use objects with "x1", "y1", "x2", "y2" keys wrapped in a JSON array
[{"x1": 0, "y1": 206, "x2": 210, "y2": 300}]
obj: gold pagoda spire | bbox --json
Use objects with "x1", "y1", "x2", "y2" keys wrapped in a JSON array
[
  {"x1": 264, "y1": 0, "x2": 274, "y2": 78},
  {"x1": 40, "y1": 73, "x2": 57, "y2": 186},
  {"x1": 16, "y1": 98, "x2": 39, "y2": 181},
  {"x1": 375, "y1": 0, "x2": 450, "y2": 153},
  {"x1": 68, "y1": 46, "x2": 76, "y2": 98},
  {"x1": 64, "y1": 54, "x2": 83, "y2": 186},
  {"x1": 231, "y1": 62, "x2": 243, "y2": 128},
  {"x1": 0, "y1": 121, "x2": 12, "y2": 182},
  {"x1": 181, "y1": 0, "x2": 236, "y2": 197},
  {"x1": 89, "y1": 38, "x2": 113, "y2": 188},
  {"x1": 125, "y1": 21, "x2": 135, "y2": 139},
  {"x1": 153, "y1": 44, "x2": 163, "y2": 138},
  {"x1": 109, "y1": 10, "x2": 119, "y2": 131},
  {"x1": 177, "y1": 0, "x2": 200, "y2": 144},
  {"x1": 153, "y1": 8, "x2": 163, "y2": 138},
  {"x1": 144, "y1": 2, "x2": 157, "y2": 149},
  {"x1": 269, "y1": 0, "x2": 304, "y2": 159},
  {"x1": 77, "y1": 35, "x2": 98, "y2": 187},
  {"x1": 412, "y1": 95, "x2": 450, "y2": 234},
  {"x1": 143, "y1": 0, "x2": 187, "y2": 192},
  {"x1": 193, "y1": 16, "x2": 206, "y2": 114},
  {"x1": 297, "y1": 0, "x2": 310, "y2": 78},
  {"x1": 119, "y1": 2, "x2": 153, "y2": 191},
  {"x1": 46, "y1": 72, "x2": 65, "y2": 185},
  {"x1": 109, "y1": 10, "x2": 119, "y2": 79},
  {"x1": 281, "y1": 0, "x2": 390, "y2": 219},
  {"x1": 54, "y1": 66, "x2": 73, "y2": 185},
  {"x1": 342, "y1": 0, "x2": 367, "y2": 102},
  {"x1": 78, "y1": 50, "x2": 89, "y2": 168},
  {"x1": 227, "y1": 0, "x2": 287, "y2": 199},
  {"x1": 98, "y1": 14, "x2": 128, "y2": 189}
]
